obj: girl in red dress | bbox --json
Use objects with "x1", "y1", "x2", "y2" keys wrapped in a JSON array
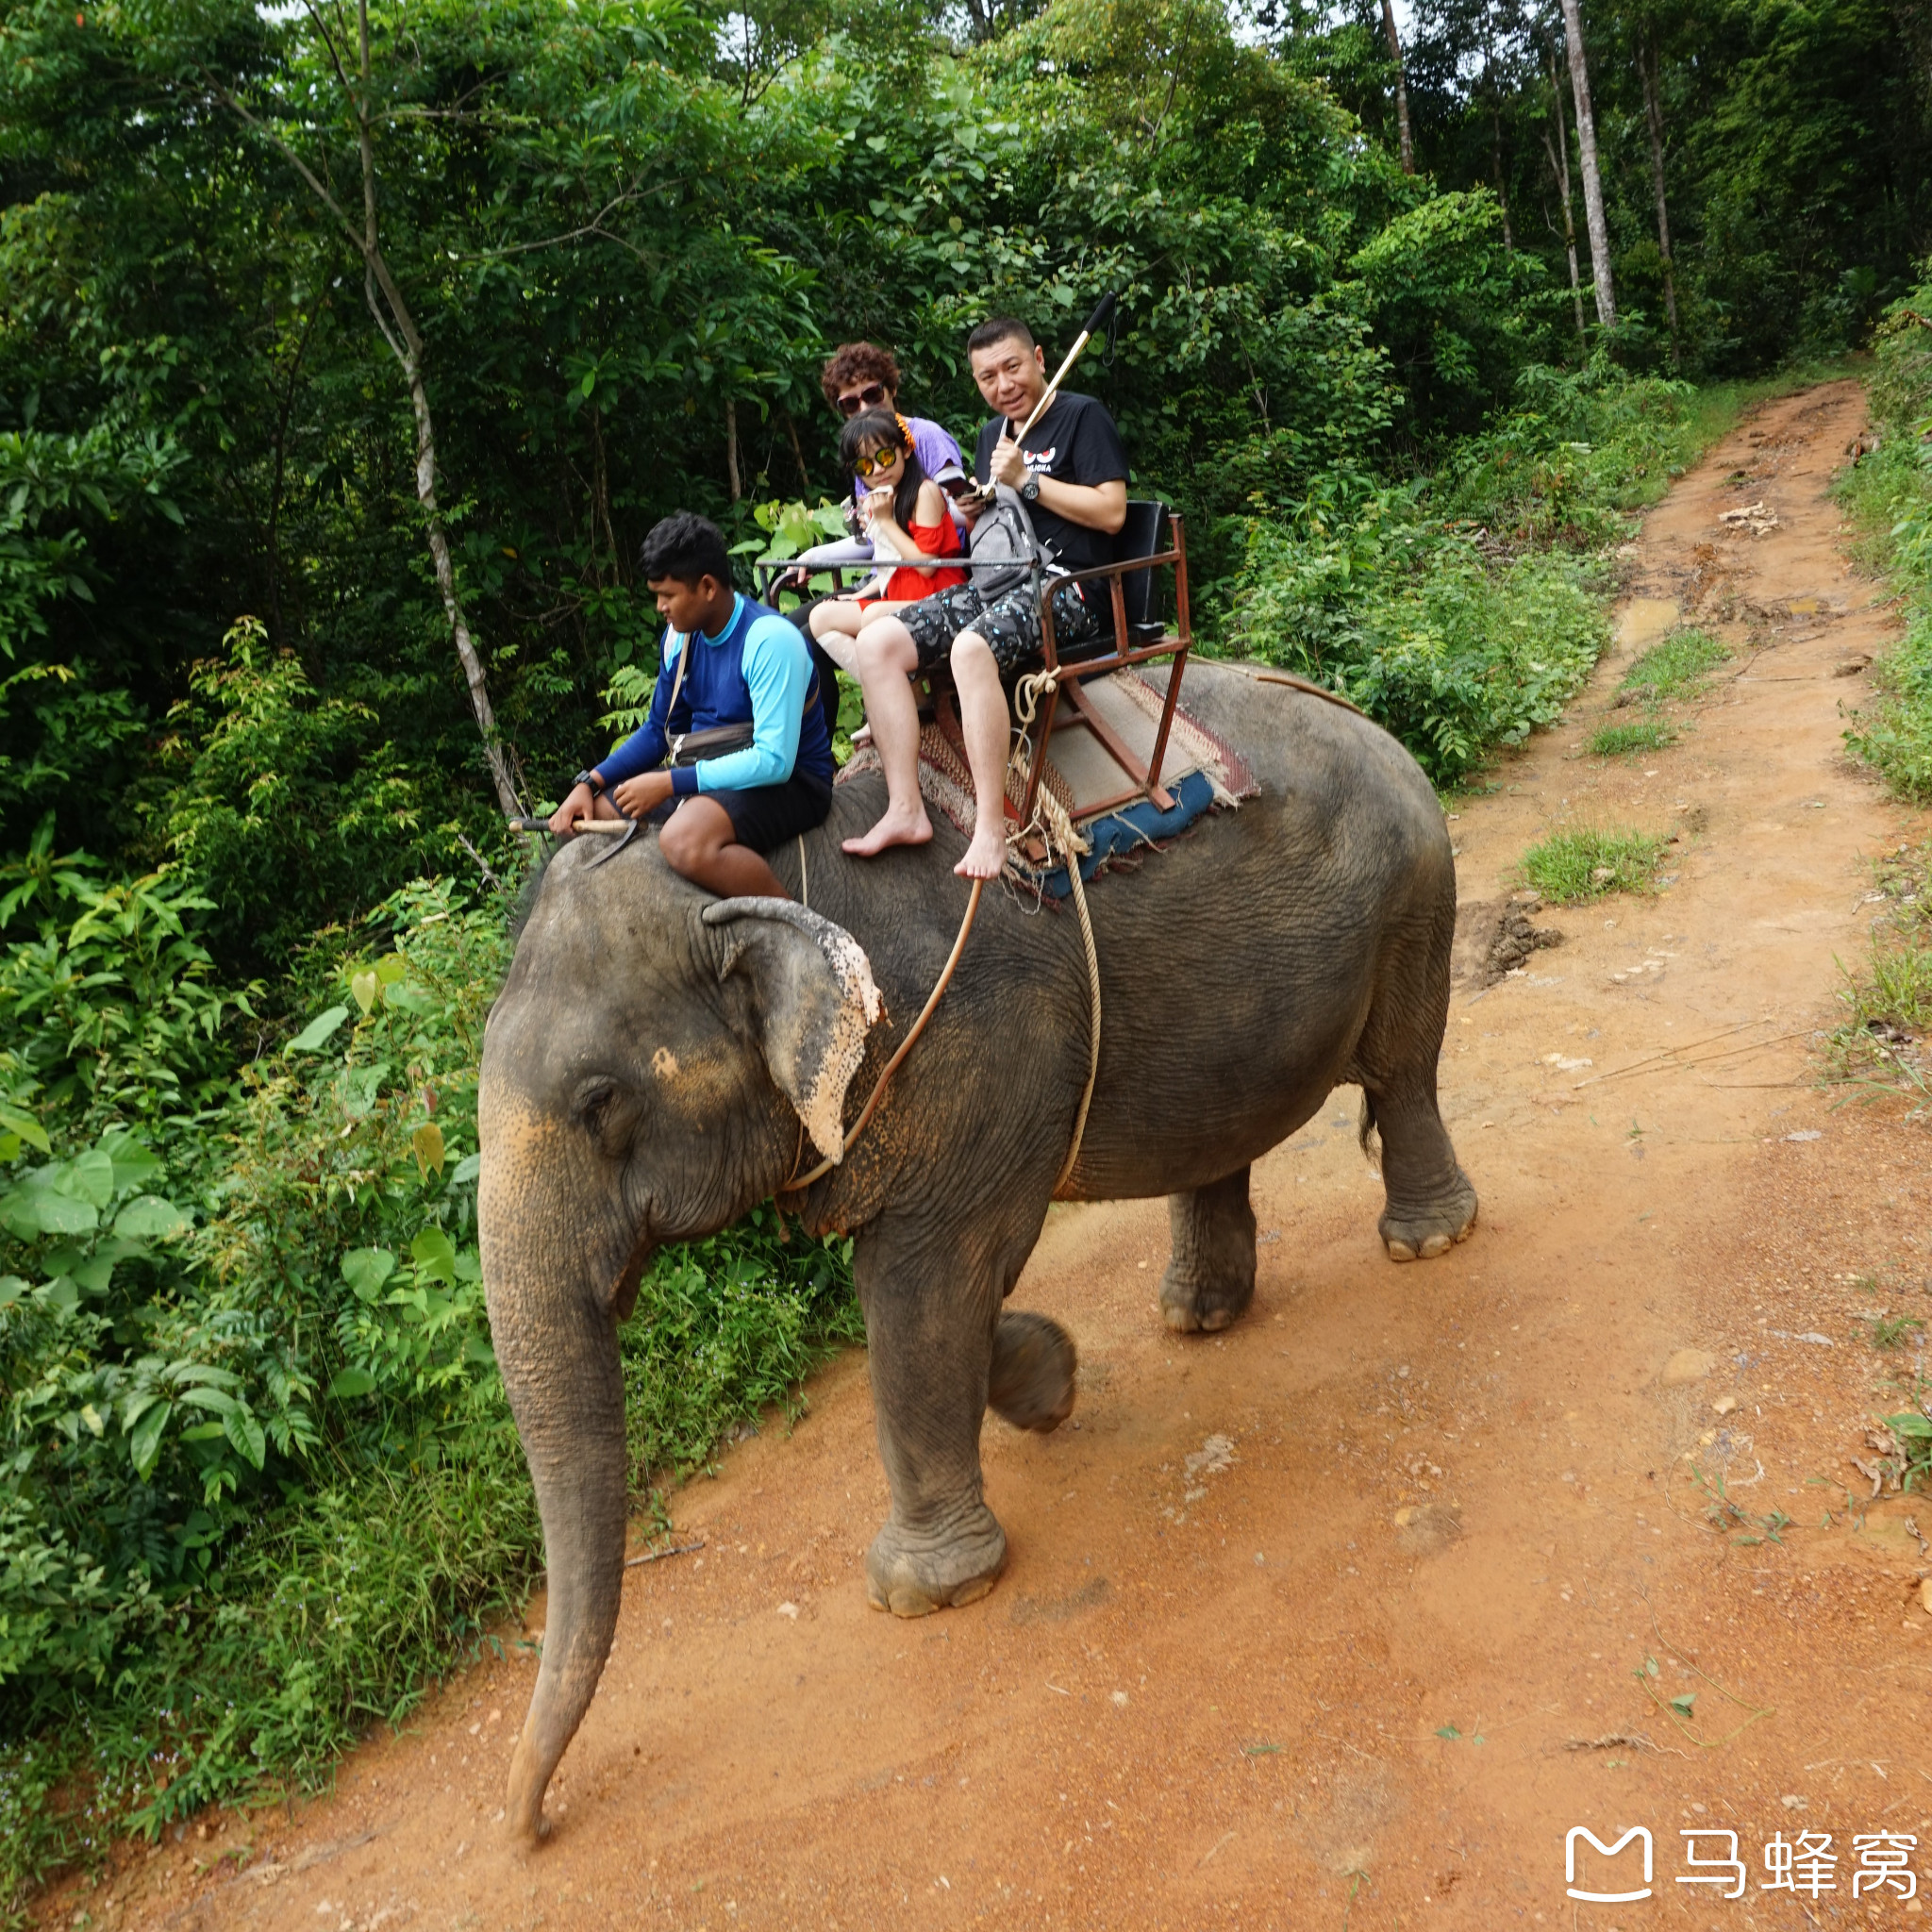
[{"x1": 808, "y1": 409, "x2": 965, "y2": 665}]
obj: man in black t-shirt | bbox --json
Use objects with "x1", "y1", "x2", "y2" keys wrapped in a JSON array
[{"x1": 842, "y1": 316, "x2": 1128, "y2": 880}]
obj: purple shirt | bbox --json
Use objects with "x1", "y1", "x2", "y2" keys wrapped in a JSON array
[{"x1": 852, "y1": 413, "x2": 963, "y2": 500}]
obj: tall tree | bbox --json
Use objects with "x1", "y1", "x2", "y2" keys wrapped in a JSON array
[
  {"x1": 1541, "y1": 43, "x2": 1585, "y2": 341},
  {"x1": 1481, "y1": 8, "x2": 1512, "y2": 247},
  {"x1": 1639, "y1": 25, "x2": 1679, "y2": 364},
  {"x1": 1558, "y1": 0, "x2": 1614, "y2": 327},
  {"x1": 1380, "y1": 0, "x2": 1414, "y2": 173},
  {"x1": 210, "y1": 0, "x2": 522, "y2": 818}
]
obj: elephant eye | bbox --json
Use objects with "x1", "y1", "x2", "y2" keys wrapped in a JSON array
[{"x1": 571, "y1": 1078, "x2": 621, "y2": 1133}]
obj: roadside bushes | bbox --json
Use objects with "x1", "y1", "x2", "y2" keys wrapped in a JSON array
[
  {"x1": 1230, "y1": 501, "x2": 1607, "y2": 784},
  {"x1": 1224, "y1": 359, "x2": 1717, "y2": 785},
  {"x1": 1838, "y1": 284, "x2": 1932, "y2": 802}
]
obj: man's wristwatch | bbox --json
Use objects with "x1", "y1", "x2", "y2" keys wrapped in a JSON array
[
  {"x1": 1019, "y1": 475, "x2": 1041, "y2": 504},
  {"x1": 574, "y1": 769, "x2": 605, "y2": 796}
]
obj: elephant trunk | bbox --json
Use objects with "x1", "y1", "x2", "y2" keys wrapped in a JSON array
[{"x1": 490, "y1": 1239, "x2": 629, "y2": 1845}]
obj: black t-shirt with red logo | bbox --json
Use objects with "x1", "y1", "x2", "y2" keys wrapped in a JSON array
[{"x1": 972, "y1": 391, "x2": 1129, "y2": 574}]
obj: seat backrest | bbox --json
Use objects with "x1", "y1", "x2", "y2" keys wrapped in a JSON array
[{"x1": 1114, "y1": 499, "x2": 1167, "y2": 629}]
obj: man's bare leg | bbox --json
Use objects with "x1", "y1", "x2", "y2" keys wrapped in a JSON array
[
  {"x1": 950, "y1": 630, "x2": 1010, "y2": 880},
  {"x1": 659, "y1": 797, "x2": 789, "y2": 899},
  {"x1": 843, "y1": 619, "x2": 933, "y2": 858}
]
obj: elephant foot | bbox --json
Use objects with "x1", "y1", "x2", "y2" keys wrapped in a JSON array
[
  {"x1": 1380, "y1": 1175, "x2": 1479, "y2": 1262},
  {"x1": 865, "y1": 1507, "x2": 1007, "y2": 1619},
  {"x1": 1159, "y1": 1245, "x2": 1256, "y2": 1332},
  {"x1": 1160, "y1": 1168, "x2": 1257, "y2": 1333},
  {"x1": 988, "y1": 1310, "x2": 1076, "y2": 1432}
]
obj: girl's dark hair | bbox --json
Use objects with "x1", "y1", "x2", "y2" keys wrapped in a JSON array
[{"x1": 838, "y1": 408, "x2": 927, "y2": 528}]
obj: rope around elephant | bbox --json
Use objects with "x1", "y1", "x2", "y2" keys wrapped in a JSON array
[{"x1": 778, "y1": 668, "x2": 1104, "y2": 1198}]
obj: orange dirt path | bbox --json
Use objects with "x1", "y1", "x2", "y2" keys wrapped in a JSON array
[{"x1": 72, "y1": 380, "x2": 1932, "y2": 1929}]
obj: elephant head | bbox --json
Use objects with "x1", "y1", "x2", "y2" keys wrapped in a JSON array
[{"x1": 479, "y1": 848, "x2": 880, "y2": 1843}]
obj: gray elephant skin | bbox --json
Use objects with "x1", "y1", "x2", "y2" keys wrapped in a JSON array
[{"x1": 479, "y1": 660, "x2": 1476, "y2": 1843}]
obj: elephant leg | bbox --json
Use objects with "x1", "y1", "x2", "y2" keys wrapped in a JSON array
[
  {"x1": 1159, "y1": 1166, "x2": 1257, "y2": 1333},
  {"x1": 1361, "y1": 1081, "x2": 1478, "y2": 1261},
  {"x1": 854, "y1": 1203, "x2": 1045, "y2": 1617},
  {"x1": 988, "y1": 1309, "x2": 1076, "y2": 1432}
]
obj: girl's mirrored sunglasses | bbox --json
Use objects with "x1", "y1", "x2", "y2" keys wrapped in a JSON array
[
  {"x1": 852, "y1": 444, "x2": 905, "y2": 479},
  {"x1": 837, "y1": 382, "x2": 888, "y2": 417}
]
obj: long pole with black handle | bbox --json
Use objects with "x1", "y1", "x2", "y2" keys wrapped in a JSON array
[{"x1": 1017, "y1": 290, "x2": 1118, "y2": 438}]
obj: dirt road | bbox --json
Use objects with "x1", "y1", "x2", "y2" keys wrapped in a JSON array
[{"x1": 77, "y1": 380, "x2": 1932, "y2": 1930}]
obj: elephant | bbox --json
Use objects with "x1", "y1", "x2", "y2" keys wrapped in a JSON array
[{"x1": 478, "y1": 660, "x2": 1477, "y2": 1844}]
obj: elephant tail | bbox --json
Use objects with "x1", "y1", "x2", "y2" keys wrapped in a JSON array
[{"x1": 1357, "y1": 1090, "x2": 1383, "y2": 1175}]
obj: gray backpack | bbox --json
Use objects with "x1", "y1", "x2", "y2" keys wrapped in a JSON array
[{"x1": 967, "y1": 481, "x2": 1054, "y2": 600}]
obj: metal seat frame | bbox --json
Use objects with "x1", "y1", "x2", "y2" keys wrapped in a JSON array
[{"x1": 754, "y1": 499, "x2": 1193, "y2": 833}]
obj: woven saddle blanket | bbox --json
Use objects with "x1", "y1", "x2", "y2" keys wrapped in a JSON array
[{"x1": 836, "y1": 670, "x2": 1258, "y2": 900}]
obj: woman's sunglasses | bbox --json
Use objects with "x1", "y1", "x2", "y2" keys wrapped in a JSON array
[
  {"x1": 852, "y1": 444, "x2": 905, "y2": 480},
  {"x1": 837, "y1": 382, "x2": 888, "y2": 417}
]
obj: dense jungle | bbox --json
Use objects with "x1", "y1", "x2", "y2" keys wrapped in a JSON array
[{"x1": 4, "y1": 0, "x2": 1932, "y2": 1909}]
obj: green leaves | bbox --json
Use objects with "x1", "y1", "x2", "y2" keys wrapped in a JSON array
[
  {"x1": 341, "y1": 1248, "x2": 396, "y2": 1304},
  {"x1": 114, "y1": 1195, "x2": 191, "y2": 1239},
  {"x1": 288, "y1": 1005, "x2": 350, "y2": 1054}
]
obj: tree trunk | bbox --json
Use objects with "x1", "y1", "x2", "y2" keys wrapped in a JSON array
[
  {"x1": 219, "y1": 1, "x2": 522, "y2": 817},
  {"x1": 1559, "y1": 0, "x2": 1615, "y2": 328},
  {"x1": 398, "y1": 354, "x2": 520, "y2": 813},
  {"x1": 1483, "y1": 20, "x2": 1512, "y2": 248},
  {"x1": 1379, "y1": 0, "x2": 1414, "y2": 175},
  {"x1": 1545, "y1": 46, "x2": 1587, "y2": 342},
  {"x1": 1641, "y1": 28, "x2": 1680, "y2": 366},
  {"x1": 1491, "y1": 99, "x2": 1514, "y2": 249},
  {"x1": 1544, "y1": 123, "x2": 1587, "y2": 342},
  {"x1": 781, "y1": 406, "x2": 811, "y2": 493},
  {"x1": 725, "y1": 398, "x2": 742, "y2": 503}
]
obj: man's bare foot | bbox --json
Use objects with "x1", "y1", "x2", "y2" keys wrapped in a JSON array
[
  {"x1": 954, "y1": 824, "x2": 1008, "y2": 879},
  {"x1": 843, "y1": 805, "x2": 934, "y2": 858}
]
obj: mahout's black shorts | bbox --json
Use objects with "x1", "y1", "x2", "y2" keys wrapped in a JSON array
[{"x1": 681, "y1": 770, "x2": 834, "y2": 855}]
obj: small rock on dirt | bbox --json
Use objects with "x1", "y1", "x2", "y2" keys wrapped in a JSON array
[
  {"x1": 1920, "y1": 1578, "x2": 1932, "y2": 1616},
  {"x1": 1393, "y1": 1504, "x2": 1462, "y2": 1557},
  {"x1": 1661, "y1": 1348, "x2": 1716, "y2": 1387}
]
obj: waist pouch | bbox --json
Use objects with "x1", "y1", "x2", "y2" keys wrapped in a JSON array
[
  {"x1": 666, "y1": 672, "x2": 825, "y2": 769},
  {"x1": 670, "y1": 723, "x2": 756, "y2": 766}
]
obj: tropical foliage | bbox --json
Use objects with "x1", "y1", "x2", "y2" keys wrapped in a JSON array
[{"x1": 0, "y1": 0, "x2": 1919, "y2": 1910}]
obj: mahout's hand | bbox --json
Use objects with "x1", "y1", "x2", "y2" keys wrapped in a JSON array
[
  {"x1": 611, "y1": 770, "x2": 675, "y2": 820},
  {"x1": 548, "y1": 782, "x2": 596, "y2": 837},
  {"x1": 987, "y1": 432, "x2": 1026, "y2": 491}
]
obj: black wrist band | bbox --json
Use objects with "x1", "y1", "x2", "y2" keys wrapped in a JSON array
[{"x1": 574, "y1": 769, "x2": 604, "y2": 795}]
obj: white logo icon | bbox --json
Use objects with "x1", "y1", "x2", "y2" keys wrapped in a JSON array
[{"x1": 1567, "y1": 1826, "x2": 1655, "y2": 1903}]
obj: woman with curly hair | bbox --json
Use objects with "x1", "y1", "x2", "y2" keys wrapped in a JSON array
[{"x1": 819, "y1": 341, "x2": 965, "y2": 499}]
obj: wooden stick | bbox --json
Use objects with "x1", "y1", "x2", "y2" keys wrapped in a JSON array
[
  {"x1": 1017, "y1": 291, "x2": 1118, "y2": 438},
  {"x1": 624, "y1": 1539, "x2": 705, "y2": 1570},
  {"x1": 508, "y1": 816, "x2": 630, "y2": 835}
]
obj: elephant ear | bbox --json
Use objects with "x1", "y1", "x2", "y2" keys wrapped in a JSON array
[{"x1": 702, "y1": 898, "x2": 884, "y2": 1162}]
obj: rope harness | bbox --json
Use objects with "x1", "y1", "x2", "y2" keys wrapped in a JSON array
[{"x1": 778, "y1": 665, "x2": 1104, "y2": 1200}]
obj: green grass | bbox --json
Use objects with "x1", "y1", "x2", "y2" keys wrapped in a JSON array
[
  {"x1": 1872, "y1": 1312, "x2": 1926, "y2": 1349},
  {"x1": 1588, "y1": 719, "x2": 1679, "y2": 758},
  {"x1": 1826, "y1": 840, "x2": 1932, "y2": 1108},
  {"x1": 1522, "y1": 827, "x2": 1667, "y2": 904},
  {"x1": 1834, "y1": 318, "x2": 1932, "y2": 801},
  {"x1": 1620, "y1": 627, "x2": 1731, "y2": 704}
]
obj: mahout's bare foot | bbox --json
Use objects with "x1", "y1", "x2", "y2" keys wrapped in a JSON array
[
  {"x1": 842, "y1": 804, "x2": 933, "y2": 858},
  {"x1": 954, "y1": 824, "x2": 1007, "y2": 878}
]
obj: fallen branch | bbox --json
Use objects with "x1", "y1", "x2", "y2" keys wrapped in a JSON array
[{"x1": 625, "y1": 1539, "x2": 705, "y2": 1569}]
